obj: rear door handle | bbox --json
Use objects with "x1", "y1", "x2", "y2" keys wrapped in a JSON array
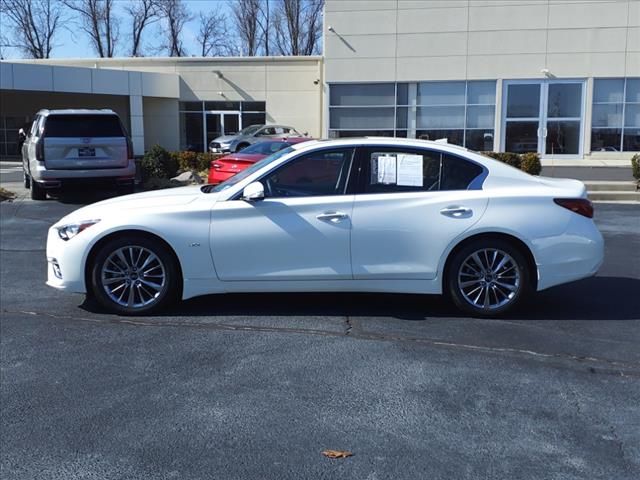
[
  {"x1": 440, "y1": 206, "x2": 473, "y2": 218},
  {"x1": 316, "y1": 211, "x2": 349, "y2": 223}
]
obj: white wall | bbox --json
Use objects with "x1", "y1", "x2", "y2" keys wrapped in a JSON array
[
  {"x1": 324, "y1": 0, "x2": 640, "y2": 82},
  {"x1": 17, "y1": 57, "x2": 324, "y2": 138}
]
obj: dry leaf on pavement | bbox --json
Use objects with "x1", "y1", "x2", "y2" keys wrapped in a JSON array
[{"x1": 321, "y1": 449, "x2": 353, "y2": 459}]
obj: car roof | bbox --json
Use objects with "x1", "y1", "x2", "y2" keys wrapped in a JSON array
[
  {"x1": 37, "y1": 109, "x2": 118, "y2": 116},
  {"x1": 288, "y1": 137, "x2": 533, "y2": 180}
]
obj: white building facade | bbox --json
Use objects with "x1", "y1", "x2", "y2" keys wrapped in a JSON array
[
  {"x1": 324, "y1": 0, "x2": 640, "y2": 161},
  {"x1": 0, "y1": 0, "x2": 638, "y2": 162}
]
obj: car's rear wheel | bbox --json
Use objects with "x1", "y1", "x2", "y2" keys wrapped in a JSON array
[
  {"x1": 90, "y1": 235, "x2": 179, "y2": 315},
  {"x1": 446, "y1": 239, "x2": 531, "y2": 317},
  {"x1": 30, "y1": 180, "x2": 46, "y2": 200}
]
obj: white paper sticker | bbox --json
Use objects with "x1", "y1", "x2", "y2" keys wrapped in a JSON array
[
  {"x1": 377, "y1": 155, "x2": 397, "y2": 184},
  {"x1": 397, "y1": 154, "x2": 423, "y2": 187}
]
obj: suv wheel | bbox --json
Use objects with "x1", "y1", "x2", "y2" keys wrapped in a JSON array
[
  {"x1": 30, "y1": 180, "x2": 46, "y2": 200},
  {"x1": 90, "y1": 235, "x2": 180, "y2": 315},
  {"x1": 446, "y1": 239, "x2": 532, "y2": 317}
]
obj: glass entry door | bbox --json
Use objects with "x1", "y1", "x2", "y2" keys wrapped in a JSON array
[
  {"x1": 205, "y1": 111, "x2": 241, "y2": 151},
  {"x1": 502, "y1": 80, "x2": 585, "y2": 158}
]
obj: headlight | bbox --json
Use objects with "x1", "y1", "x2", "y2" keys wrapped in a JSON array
[{"x1": 57, "y1": 219, "x2": 100, "y2": 241}]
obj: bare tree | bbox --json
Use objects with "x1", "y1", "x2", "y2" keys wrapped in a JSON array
[
  {"x1": 63, "y1": 0, "x2": 119, "y2": 57},
  {"x1": 231, "y1": 0, "x2": 263, "y2": 56},
  {"x1": 198, "y1": 10, "x2": 232, "y2": 57},
  {"x1": 158, "y1": 0, "x2": 191, "y2": 57},
  {"x1": 0, "y1": 0, "x2": 63, "y2": 58},
  {"x1": 273, "y1": 0, "x2": 323, "y2": 56},
  {"x1": 125, "y1": 0, "x2": 160, "y2": 57}
]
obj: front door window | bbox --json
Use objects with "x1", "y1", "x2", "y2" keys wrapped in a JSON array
[{"x1": 503, "y1": 80, "x2": 585, "y2": 157}]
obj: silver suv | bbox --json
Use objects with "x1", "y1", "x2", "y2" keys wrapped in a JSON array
[{"x1": 22, "y1": 109, "x2": 135, "y2": 200}]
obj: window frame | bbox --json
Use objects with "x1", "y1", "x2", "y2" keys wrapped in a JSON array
[
  {"x1": 351, "y1": 145, "x2": 487, "y2": 195},
  {"x1": 230, "y1": 146, "x2": 357, "y2": 200}
]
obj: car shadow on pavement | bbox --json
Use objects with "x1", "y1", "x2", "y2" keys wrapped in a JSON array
[
  {"x1": 50, "y1": 187, "x2": 130, "y2": 205},
  {"x1": 81, "y1": 275, "x2": 640, "y2": 321}
]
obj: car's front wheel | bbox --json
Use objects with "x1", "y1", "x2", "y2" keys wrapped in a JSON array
[
  {"x1": 90, "y1": 235, "x2": 180, "y2": 315},
  {"x1": 446, "y1": 239, "x2": 532, "y2": 317}
]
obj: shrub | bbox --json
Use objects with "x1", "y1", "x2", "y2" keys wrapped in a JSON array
[
  {"x1": 139, "y1": 145, "x2": 178, "y2": 181},
  {"x1": 520, "y1": 152, "x2": 542, "y2": 176},
  {"x1": 632, "y1": 154, "x2": 640, "y2": 180},
  {"x1": 176, "y1": 151, "x2": 198, "y2": 172},
  {"x1": 483, "y1": 151, "x2": 522, "y2": 169},
  {"x1": 196, "y1": 152, "x2": 215, "y2": 172}
]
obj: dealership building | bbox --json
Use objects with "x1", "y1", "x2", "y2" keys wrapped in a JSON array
[{"x1": 1, "y1": 0, "x2": 638, "y2": 164}]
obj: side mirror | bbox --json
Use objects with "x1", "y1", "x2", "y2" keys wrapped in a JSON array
[{"x1": 242, "y1": 181, "x2": 264, "y2": 201}]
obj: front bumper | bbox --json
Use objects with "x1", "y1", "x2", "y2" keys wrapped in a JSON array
[{"x1": 45, "y1": 226, "x2": 88, "y2": 293}]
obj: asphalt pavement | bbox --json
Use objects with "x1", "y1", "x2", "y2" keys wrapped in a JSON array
[{"x1": 1, "y1": 175, "x2": 639, "y2": 480}]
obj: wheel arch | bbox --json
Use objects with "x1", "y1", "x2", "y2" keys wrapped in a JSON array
[
  {"x1": 84, "y1": 229, "x2": 184, "y2": 298},
  {"x1": 441, "y1": 232, "x2": 538, "y2": 292}
]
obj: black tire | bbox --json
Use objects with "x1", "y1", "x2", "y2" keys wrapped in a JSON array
[
  {"x1": 90, "y1": 235, "x2": 180, "y2": 315},
  {"x1": 30, "y1": 180, "x2": 46, "y2": 200},
  {"x1": 235, "y1": 142, "x2": 250, "y2": 152},
  {"x1": 23, "y1": 170, "x2": 31, "y2": 189},
  {"x1": 446, "y1": 238, "x2": 532, "y2": 317}
]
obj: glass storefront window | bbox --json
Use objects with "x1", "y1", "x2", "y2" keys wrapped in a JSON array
[
  {"x1": 328, "y1": 81, "x2": 496, "y2": 148},
  {"x1": 179, "y1": 112, "x2": 203, "y2": 152},
  {"x1": 591, "y1": 78, "x2": 640, "y2": 152}
]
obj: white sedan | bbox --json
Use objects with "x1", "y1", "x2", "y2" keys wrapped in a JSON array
[{"x1": 46, "y1": 138, "x2": 604, "y2": 317}]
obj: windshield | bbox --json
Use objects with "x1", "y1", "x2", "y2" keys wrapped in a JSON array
[
  {"x1": 239, "y1": 125, "x2": 262, "y2": 136},
  {"x1": 241, "y1": 141, "x2": 290, "y2": 155},
  {"x1": 203, "y1": 146, "x2": 295, "y2": 193}
]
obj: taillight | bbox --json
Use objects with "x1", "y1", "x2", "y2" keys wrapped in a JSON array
[
  {"x1": 554, "y1": 198, "x2": 594, "y2": 218},
  {"x1": 35, "y1": 138, "x2": 44, "y2": 161}
]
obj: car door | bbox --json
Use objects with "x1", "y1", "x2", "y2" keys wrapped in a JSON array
[
  {"x1": 210, "y1": 147, "x2": 356, "y2": 281},
  {"x1": 350, "y1": 146, "x2": 489, "y2": 280}
]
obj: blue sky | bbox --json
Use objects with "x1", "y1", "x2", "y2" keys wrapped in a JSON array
[{"x1": 2, "y1": 0, "x2": 233, "y2": 59}]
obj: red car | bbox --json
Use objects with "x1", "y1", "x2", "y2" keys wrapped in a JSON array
[{"x1": 208, "y1": 137, "x2": 312, "y2": 184}]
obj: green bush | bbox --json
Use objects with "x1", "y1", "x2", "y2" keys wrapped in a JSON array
[
  {"x1": 520, "y1": 152, "x2": 542, "y2": 176},
  {"x1": 139, "y1": 145, "x2": 178, "y2": 181},
  {"x1": 632, "y1": 154, "x2": 640, "y2": 180},
  {"x1": 483, "y1": 151, "x2": 522, "y2": 169},
  {"x1": 176, "y1": 151, "x2": 198, "y2": 172}
]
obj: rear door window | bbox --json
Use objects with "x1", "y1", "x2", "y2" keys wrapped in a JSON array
[
  {"x1": 43, "y1": 115, "x2": 124, "y2": 137},
  {"x1": 357, "y1": 147, "x2": 484, "y2": 193}
]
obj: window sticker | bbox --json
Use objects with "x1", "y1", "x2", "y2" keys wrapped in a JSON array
[
  {"x1": 397, "y1": 154, "x2": 424, "y2": 187},
  {"x1": 376, "y1": 155, "x2": 397, "y2": 184}
]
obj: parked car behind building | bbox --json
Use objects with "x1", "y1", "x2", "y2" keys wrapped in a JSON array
[
  {"x1": 209, "y1": 124, "x2": 303, "y2": 153},
  {"x1": 22, "y1": 109, "x2": 135, "y2": 200},
  {"x1": 208, "y1": 137, "x2": 312, "y2": 184}
]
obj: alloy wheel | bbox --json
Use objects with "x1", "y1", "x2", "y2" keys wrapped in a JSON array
[
  {"x1": 457, "y1": 248, "x2": 521, "y2": 311},
  {"x1": 100, "y1": 246, "x2": 167, "y2": 308}
]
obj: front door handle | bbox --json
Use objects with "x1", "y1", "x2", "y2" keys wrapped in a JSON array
[
  {"x1": 440, "y1": 206, "x2": 473, "y2": 218},
  {"x1": 316, "y1": 211, "x2": 349, "y2": 223}
]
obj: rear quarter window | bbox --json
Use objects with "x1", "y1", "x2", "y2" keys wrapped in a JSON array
[
  {"x1": 440, "y1": 153, "x2": 484, "y2": 190},
  {"x1": 43, "y1": 115, "x2": 125, "y2": 138}
]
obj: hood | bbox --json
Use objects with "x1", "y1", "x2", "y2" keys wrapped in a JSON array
[
  {"x1": 212, "y1": 135, "x2": 237, "y2": 144},
  {"x1": 54, "y1": 186, "x2": 208, "y2": 226}
]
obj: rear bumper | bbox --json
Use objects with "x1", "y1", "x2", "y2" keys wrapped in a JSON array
[
  {"x1": 207, "y1": 170, "x2": 236, "y2": 185},
  {"x1": 30, "y1": 159, "x2": 136, "y2": 185},
  {"x1": 535, "y1": 214, "x2": 604, "y2": 291}
]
